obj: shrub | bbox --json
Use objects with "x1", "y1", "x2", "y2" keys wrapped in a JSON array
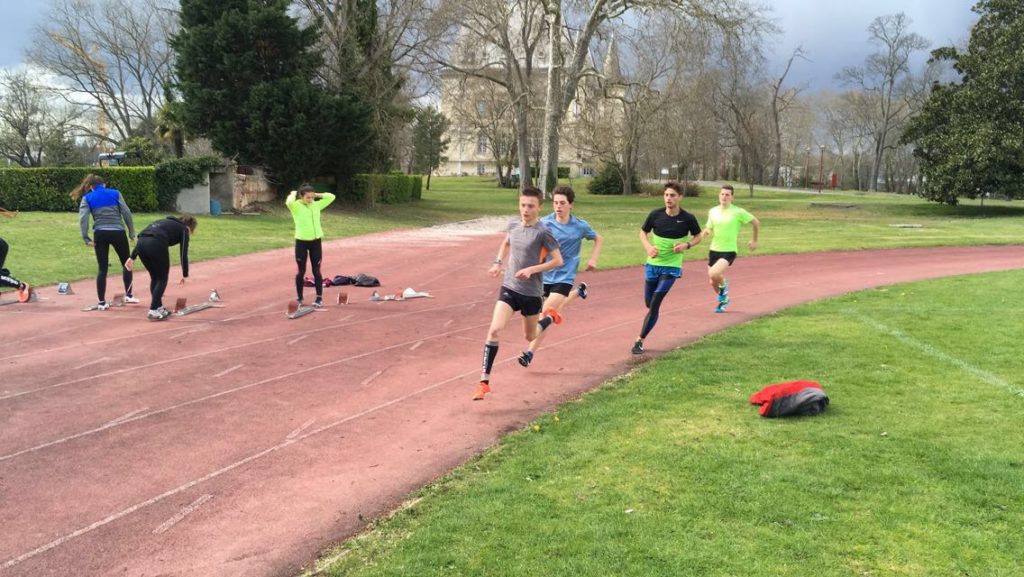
[
  {"x1": 587, "y1": 162, "x2": 639, "y2": 195},
  {"x1": 155, "y1": 156, "x2": 224, "y2": 210},
  {"x1": 0, "y1": 167, "x2": 158, "y2": 212},
  {"x1": 347, "y1": 173, "x2": 421, "y2": 206}
]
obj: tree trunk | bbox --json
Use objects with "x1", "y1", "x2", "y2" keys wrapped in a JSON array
[
  {"x1": 514, "y1": 99, "x2": 532, "y2": 189},
  {"x1": 539, "y1": 7, "x2": 563, "y2": 198}
]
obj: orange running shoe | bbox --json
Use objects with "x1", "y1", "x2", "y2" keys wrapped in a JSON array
[
  {"x1": 544, "y1": 308, "x2": 562, "y2": 325},
  {"x1": 472, "y1": 382, "x2": 491, "y2": 401},
  {"x1": 17, "y1": 282, "x2": 31, "y2": 303}
]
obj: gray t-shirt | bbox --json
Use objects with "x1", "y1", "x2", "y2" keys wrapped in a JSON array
[{"x1": 503, "y1": 219, "x2": 560, "y2": 297}]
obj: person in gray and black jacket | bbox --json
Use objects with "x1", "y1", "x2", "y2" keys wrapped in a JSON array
[{"x1": 71, "y1": 174, "x2": 138, "y2": 310}]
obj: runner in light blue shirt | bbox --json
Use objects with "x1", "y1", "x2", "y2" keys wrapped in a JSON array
[{"x1": 517, "y1": 185, "x2": 603, "y2": 368}]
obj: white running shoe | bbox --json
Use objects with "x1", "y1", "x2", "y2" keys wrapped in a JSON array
[{"x1": 123, "y1": 295, "x2": 140, "y2": 304}]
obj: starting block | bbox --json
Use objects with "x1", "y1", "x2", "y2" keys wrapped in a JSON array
[
  {"x1": 369, "y1": 290, "x2": 405, "y2": 302},
  {"x1": 174, "y1": 289, "x2": 224, "y2": 316},
  {"x1": 287, "y1": 300, "x2": 318, "y2": 319}
]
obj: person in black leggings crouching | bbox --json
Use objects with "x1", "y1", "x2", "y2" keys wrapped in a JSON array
[
  {"x1": 125, "y1": 215, "x2": 197, "y2": 321},
  {"x1": 0, "y1": 236, "x2": 32, "y2": 302},
  {"x1": 71, "y1": 173, "x2": 138, "y2": 310}
]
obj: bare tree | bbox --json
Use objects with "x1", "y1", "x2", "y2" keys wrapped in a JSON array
[
  {"x1": 768, "y1": 48, "x2": 805, "y2": 186},
  {"x1": 295, "y1": 0, "x2": 443, "y2": 169},
  {"x1": 27, "y1": 0, "x2": 177, "y2": 147},
  {"x1": 838, "y1": 13, "x2": 928, "y2": 191},
  {"x1": 0, "y1": 69, "x2": 83, "y2": 167},
  {"x1": 534, "y1": 0, "x2": 770, "y2": 195},
  {"x1": 426, "y1": 0, "x2": 548, "y2": 187},
  {"x1": 446, "y1": 75, "x2": 519, "y2": 185}
]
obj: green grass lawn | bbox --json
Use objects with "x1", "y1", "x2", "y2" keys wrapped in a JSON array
[
  {"x1": 309, "y1": 270, "x2": 1024, "y2": 577},
  {"x1": 0, "y1": 177, "x2": 1021, "y2": 287}
]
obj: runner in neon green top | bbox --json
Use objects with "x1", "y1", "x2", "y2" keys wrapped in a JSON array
[
  {"x1": 286, "y1": 184, "x2": 336, "y2": 307},
  {"x1": 700, "y1": 185, "x2": 760, "y2": 313}
]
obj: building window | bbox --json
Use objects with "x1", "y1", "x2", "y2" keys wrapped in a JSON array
[
  {"x1": 477, "y1": 134, "x2": 489, "y2": 154},
  {"x1": 582, "y1": 166, "x2": 595, "y2": 176},
  {"x1": 477, "y1": 163, "x2": 487, "y2": 175}
]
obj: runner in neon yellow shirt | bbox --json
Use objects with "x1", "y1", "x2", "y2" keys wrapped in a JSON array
[
  {"x1": 286, "y1": 184, "x2": 336, "y2": 307},
  {"x1": 701, "y1": 184, "x2": 760, "y2": 313}
]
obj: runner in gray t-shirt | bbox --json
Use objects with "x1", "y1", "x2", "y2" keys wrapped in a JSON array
[{"x1": 474, "y1": 187, "x2": 563, "y2": 401}]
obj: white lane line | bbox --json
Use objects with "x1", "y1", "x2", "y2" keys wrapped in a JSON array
[
  {"x1": 72, "y1": 357, "x2": 112, "y2": 371},
  {"x1": 443, "y1": 319, "x2": 454, "y2": 328},
  {"x1": 152, "y1": 494, "x2": 213, "y2": 535},
  {"x1": 218, "y1": 302, "x2": 278, "y2": 323},
  {"x1": 2, "y1": 365, "x2": 481, "y2": 570},
  {"x1": 0, "y1": 321, "x2": 489, "y2": 463},
  {"x1": 846, "y1": 311, "x2": 1024, "y2": 398},
  {"x1": 360, "y1": 370, "x2": 384, "y2": 387},
  {"x1": 1, "y1": 299, "x2": 490, "y2": 402},
  {"x1": 287, "y1": 334, "x2": 309, "y2": 346},
  {"x1": 213, "y1": 365, "x2": 243, "y2": 378},
  {"x1": 169, "y1": 328, "x2": 206, "y2": 339},
  {"x1": 286, "y1": 418, "x2": 316, "y2": 440},
  {"x1": 409, "y1": 340, "x2": 424, "y2": 351},
  {"x1": 103, "y1": 408, "x2": 149, "y2": 428}
]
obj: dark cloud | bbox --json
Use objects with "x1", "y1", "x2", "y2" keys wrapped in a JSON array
[{"x1": 767, "y1": 0, "x2": 977, "y2": 91}]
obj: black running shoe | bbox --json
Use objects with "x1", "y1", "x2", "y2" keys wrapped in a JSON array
[
  {"x1": 518, "y1": 350, "x2": 533, "y2": 367},
  {"x1": 313, "y1": 297, "x2": 324, "y2": 308},
  {"x1": 631, "y1": 339, "x2": 644, "y2": 355},
  {"x1": 576, "y1": 282, "x2": 588, "y2": 299}
]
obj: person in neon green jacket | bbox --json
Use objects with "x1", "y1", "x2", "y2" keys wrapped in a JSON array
[{"x1": 286, "y1": 184, "x2": 336, "y2": 307}]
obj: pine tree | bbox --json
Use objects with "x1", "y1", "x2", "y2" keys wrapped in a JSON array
[
  {"x1": 173, "y1": 0, "x2": 374, "y2": 187},
  {"x1": 411, "y1": 108, "x2": 450, "y2": 190}
]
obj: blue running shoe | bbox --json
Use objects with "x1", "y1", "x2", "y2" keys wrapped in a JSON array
[
  {"x1": 715, "y1": 295, "x2": 730, "y2": 313},
  {"x1": 718, "y1": 279, "x2": 729, "y2": 303},
  {"x1": 576, "y1": 282, "x2": 588, "y2": 300}
]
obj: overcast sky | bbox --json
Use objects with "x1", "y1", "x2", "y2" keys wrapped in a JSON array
[{"x1": 0, "y1": 1, "x2": 979, "y2": 90}]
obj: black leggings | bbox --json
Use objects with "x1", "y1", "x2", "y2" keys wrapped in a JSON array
[
  {"x1": 93, "y1": 229, "x2": 133, "y2": 302},
  {"x1": 294, "y1": 239, "x2": 323, "y2": 300},
  {"x1": 0, "y1": 237, "x2": 21, "y2": 289},
  {"x1": 640, "y1": 275, "x2": 677, "y2": 339},
  {"x1": 136, "y1": 236, "x2": 170, "y2": 310}
]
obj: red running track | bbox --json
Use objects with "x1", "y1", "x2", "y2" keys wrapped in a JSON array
[{"x1": 1, "y1": 223, "x2": 1022, "y2": 576}]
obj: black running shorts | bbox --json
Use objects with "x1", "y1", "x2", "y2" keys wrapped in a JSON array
[
  {"x1": 543, "y1": 283, "x2": 573, "y2": 298},
  {"x1": 498, "y1": 286, "x2": 543, "y2": 316},
  {"x1": 708, "y1": 250, "x2": 737, "y2": 267}
]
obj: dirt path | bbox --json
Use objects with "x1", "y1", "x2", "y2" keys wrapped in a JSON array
[{"x1": 1, "y1": 223, "x2": 1021, "y2": 577}]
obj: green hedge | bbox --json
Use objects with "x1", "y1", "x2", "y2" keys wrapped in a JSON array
[
  {"x1": 0, "y1": 167, "x2": 158, "y2": 212},
  {"x1": 348, "y1": 173, "x2": 423, "y2": 206},
  {"x1": 155, "y1": 156, "x2": 224, "y2": 210},
  {"x1": 528, "y1": 166, "x2": 571, "y2": 179}
]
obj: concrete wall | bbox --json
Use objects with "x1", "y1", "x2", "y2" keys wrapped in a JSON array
[
  {"x1": 175, "y1": 174, "x2": 211, "y2": 215},
  {"x1": 233, "y1": 167, "x2": 275, "y2": 210}
]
